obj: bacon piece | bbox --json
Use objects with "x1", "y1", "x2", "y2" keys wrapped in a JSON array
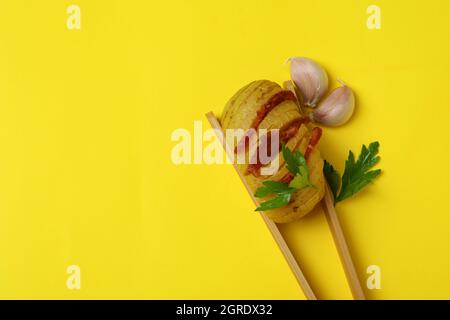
[
  {"x1": 304, "y1": 127, "x2": 322, "y2": 160},
  {"x1": 235, "y1": 90, "x2": 296, "y2": 155},
  {"x1": 246, "y1": 164, "x2": 262, "y2": 177},
  {"x1": 279, "y1": 118, "x2": 310, "y2": 142},
  {"x1": 279, "y1": 172, "x2": 294, "y2": 183},
  {"x1": 245, "y1": 118, "x2": 309, "y2": 176}
]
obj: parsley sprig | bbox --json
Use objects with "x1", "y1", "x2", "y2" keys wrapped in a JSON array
[
  {"x1": 324, "y1": 141, "x2": 381, "y2": 204},
  {"x1": 254, "y1": 145, "x2": 313, "y2": 211}
]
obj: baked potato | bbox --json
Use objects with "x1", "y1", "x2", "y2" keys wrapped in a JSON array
[{"x1": 221, "y1": 80, "x2": 325, "y2": 223}]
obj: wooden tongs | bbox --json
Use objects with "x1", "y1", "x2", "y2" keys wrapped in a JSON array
[{"x1": 206, "y1": 112, "x2": 365, "y2": 300}]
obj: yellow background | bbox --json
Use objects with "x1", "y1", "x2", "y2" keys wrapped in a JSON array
[{"x1": 0, "y1": 0, "x2": 449, "y2": 299}]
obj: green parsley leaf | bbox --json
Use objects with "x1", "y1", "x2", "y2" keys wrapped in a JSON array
[
  {"x1": 282, "y1": 144, "x2": 306, "y2": 176},
  {"x1": 323, "y1": 160, "x2": 341, "y2": 201},
  {"x1": 289, "y1": 166, "x2": 313, "y2": 189},
  {"x1": 254, "y1": 145, "x2": 314, "y2": 211},
  {"x1": 323, "y1": 141, "x2": 382, "y2": 205},
  {"x1": 282, "y1": 144, "x2": 314, "y2": 190},
  {"x1": 254, "y1": 181, "x2": 296, "y2": 198},
  {"x1": 255, "y1": 190, "x2": 294, "y2": 211}
]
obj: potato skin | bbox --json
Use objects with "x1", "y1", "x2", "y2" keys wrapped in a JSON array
[{"x1": 221, "y1": 80, "x2": 325, "y2": 223}]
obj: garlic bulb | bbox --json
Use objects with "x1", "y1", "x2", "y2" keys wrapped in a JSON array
[
  {"x1": 310, "y1": 81, "x2": 355, "y2": 127},
  {"x1": 289, "y1": 57, "x2": 328, "y2": 108}
]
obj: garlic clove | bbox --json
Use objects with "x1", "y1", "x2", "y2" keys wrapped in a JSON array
[
  {"x1": 310, "y1": 81, "x2": 355, "y2": 127},
  {"x1": 288, "y1": 57, "x2": 328, "y2": 108},
  {"x1": 282, "y1": 80, "x2": 303, "y2": 108}
]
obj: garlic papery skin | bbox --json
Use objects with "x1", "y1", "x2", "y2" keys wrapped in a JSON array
[
  {"x1": 311, "y1": 82, "x2": 355, "y2": 127},
  {"x1": 289, "y1": 57, "x2": 328, "y2": 108}
]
